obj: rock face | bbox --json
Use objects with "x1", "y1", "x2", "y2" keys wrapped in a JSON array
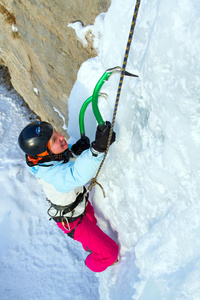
[{"x1": 0, "y1": 0, "x2": 110, "y2": 134}]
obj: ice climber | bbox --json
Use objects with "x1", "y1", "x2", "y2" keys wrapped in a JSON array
[{"x1": 18, "y1": 120, "x2": 119, "y2": 272}]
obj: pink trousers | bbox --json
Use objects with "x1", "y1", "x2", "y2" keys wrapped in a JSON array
[{"x1": 57, "y1": 201, "x2": 119, "y2": 272}]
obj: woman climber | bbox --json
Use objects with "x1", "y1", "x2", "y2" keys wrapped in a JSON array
[{"x1": 18, "y1": 120, "x2": 119, "y2": 272}]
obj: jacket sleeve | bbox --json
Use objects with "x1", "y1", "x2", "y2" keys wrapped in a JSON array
[{"x1": 32, "y1": 148, "x2": 104, "y2": 193}]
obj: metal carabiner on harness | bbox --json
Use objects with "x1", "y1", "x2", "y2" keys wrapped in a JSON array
[
  {"x1": 47, "y1": 188, "x2": 89, "y2": 231},
  {"x1": 47, "y1": 203, "x2": 71, "y2": 231},
  {"x1": 61, "y1": 216, "x2": 71, "y2": 231}
]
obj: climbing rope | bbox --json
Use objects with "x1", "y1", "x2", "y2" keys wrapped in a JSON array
[{"x1": 88, "y1": 0, "x2": 141, "y2": 195}]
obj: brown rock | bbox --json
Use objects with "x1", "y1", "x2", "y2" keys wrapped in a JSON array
[{"x1": 0, "y1": 0, "x2": 110, "y2": 135}]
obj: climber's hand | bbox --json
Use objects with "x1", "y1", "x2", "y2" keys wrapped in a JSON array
[
  {"x1": 71, "y1": 136, "x2": 90, "y2": 155},
  {"x1": 92, "y1": 121, "x2": 116, "y2": 152}
]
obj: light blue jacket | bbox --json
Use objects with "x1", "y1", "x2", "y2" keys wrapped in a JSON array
[{"x1": 29, "y1": 147, "x2": 104, "y2": 194}]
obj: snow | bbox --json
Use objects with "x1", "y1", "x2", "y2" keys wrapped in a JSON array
[
  {"x1": 1, "y1": 0, "x2": 200, "y2": 299},
  {"x1": 68, "y1": 13, "x2": 106, "y2": 50},
  {"x1": 33, "y1": 87, "x2": 39, "y2": 95},
  {"x1": 53, "y1": 106, "x2": 68, "y2": 130},
  {"x1": 12, "y1": 24, "x2": 18, "y2": 32},
  {"x1": 68, "y1": 21, "x2": 93, "y2": 47}
]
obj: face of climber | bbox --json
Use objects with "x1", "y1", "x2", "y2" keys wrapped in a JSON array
[{"x1": 48, "y1": 129, "x2": 68, "y2": 154}]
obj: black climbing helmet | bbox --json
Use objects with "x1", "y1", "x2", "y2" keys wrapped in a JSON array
[{"x1": 18, "y1": 121, "x2": 53, "y2": 156}]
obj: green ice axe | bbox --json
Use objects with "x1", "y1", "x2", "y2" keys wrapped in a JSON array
[
  {"x1": 79, "y1": 93, "x2": 108, "y2": 137},
  {"x1": 79, "y1": 66, "x2": 138, "y2": 136}
]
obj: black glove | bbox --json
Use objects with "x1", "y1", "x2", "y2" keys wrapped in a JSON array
[
  {"x1": 71, "y1": 136, "x2": 90, "y2": 155},
  {"x1": 91, "y1": 121, "x2": 116, "y2": 152}
]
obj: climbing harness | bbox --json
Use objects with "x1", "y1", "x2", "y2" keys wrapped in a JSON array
[
  {"x1": 47, "y1": 187, "x2": 89, "y2": 233},
  {"x1": 79, "y1": 0, "x2": 141, "y2": 196}
]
